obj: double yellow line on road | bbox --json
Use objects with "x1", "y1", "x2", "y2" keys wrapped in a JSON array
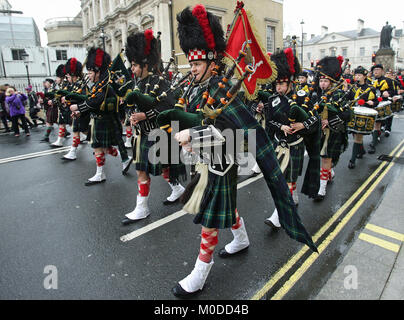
[{"x1": 251, "y1": 138, "x2": 404, "y2": 300}]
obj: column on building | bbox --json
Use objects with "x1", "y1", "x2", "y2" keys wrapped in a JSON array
[
  {"x1": 154, "y1": 2, "x2": 159, "y2": 33},
  {"x1": 91, "y1": 0, "x2": 97, "y2": 28},
  {"x1": 109, "y1": 0, "x2": 114, "y2": 13},
  {"x1": 82, "y1": 8, "x2": 88, "y2": 35},
  {"x1": 99, "y1": 0, "x2": 105, "y2": 21},
  {"x1": 120, "y1": 19, "x2": 128, "y2": 49},
  {"x1": 159, "y1": 0, "x2": 171, "y2": 64}
]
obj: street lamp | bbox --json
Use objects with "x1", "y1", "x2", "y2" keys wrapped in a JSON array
[
  {"x1": 300, "y1": 20, "x2": 305, "y2": 67},
  {"x1": 21, "y1": 50, "x2": 30, "y2": 86},
  {"x1": 100, "y1": 27, "x2": 106, "y2": 51}
]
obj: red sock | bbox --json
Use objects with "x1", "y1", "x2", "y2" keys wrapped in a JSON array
[
  {"x1": 107, "y1": 147, "x2": 118, "y2": 157},
  {"x1": 162, "y1": 167, "x2": 170, "y2": 183},
  {"x1": 199, "y1": 229, "x2": 219, "y2": 263},
  {"x1": 138, "y1": 179, "x2": 150, "y2": 197},
  {"x1": 292, "y1": 182, "x2": 297, "y2": 192},
  {"x1": 59, "y1": 127, "x2": 65, "y2": 138},
  {"x1": 72, "y1": 136, "x2": 80, "y2": 148},
  {"x1": 231, "y1": 209, "x2": 242, "y2": 230},
  {"x1": 320, "y1": 168, "x2": 330, "y2": 181},
  {"x1": 126, "y1": 129, "x2": 132, "y2": 138},
  {"x1": 95, "y1": 153, "x2": 105, "y2": 167}
]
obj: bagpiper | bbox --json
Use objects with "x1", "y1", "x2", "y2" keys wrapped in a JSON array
[
  {"x1": 264, "y1": 48, "x2": 320, "y2": 228},
  {"x1": 120, "y1": 30, "x2": 187, "y2": 225},
  {"x1": 312, "y1": 56, "x2": 352, "y2": 201},
  {"x1": 156, "y1": 4, "x2": 317, "y2": 298}
]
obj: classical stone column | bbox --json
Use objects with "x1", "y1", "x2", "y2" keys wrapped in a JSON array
[
  {"x1": 159, "y1": 1, "x2": 171, "y2": 63},
  {"x1": 99, "y1": 0, "x2": 105, "y2": 21},
  {"x1": 109, "y1": 0, "x2": 114, "y2": 13},
  {"x1": 120, "y1": 20, "x2": 128, "y2": 48},
  {"x1": 91, "y1": 0, "x2": 97, "y2": 27}
]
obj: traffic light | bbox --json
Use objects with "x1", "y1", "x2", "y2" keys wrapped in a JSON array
[{"x1": 372, "y1": 53, "x2": 376, "y2": 64}]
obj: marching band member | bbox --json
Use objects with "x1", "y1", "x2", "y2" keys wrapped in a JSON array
[
  {"x1": 346, "y1": 66, "x2": 378, "y2": 169},
  {"x1": 69, "y1": 47, "x2": 120, "y2": 186},
  {"x1": 156, "y1": 4, "x2": 317, "y2": 298},
  {"x1": 312, "y1": 56, "x2": 351, "y2": 201},
  {"x1": 121, "y1": 30, "x2": 186, "y2": 225},
  {"x1": 370, "y1": 64, "x2": 396, "y2": 153},
  {"x1": 264, "y1": 48, "x2": 320, "y2": 227},
  {"x1": 295, "y1": 71, "x2": 311, "y2": 94}
]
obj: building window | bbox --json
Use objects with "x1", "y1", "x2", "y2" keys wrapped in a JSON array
[
  {"x1": 330, "y1": 47, "x2": 337, "y2": 57},
  {"x1": 56, "y1": 50, "x2": 67, "y2": 61},
  {"x1": 307, "y1": 52, "x2": 311, "y2": 61},
  {"x1": 342, "y1": 47, "x2": 348, "y2": 57},
  {"x1": 11, "y1": 49, "x2": 26, "y2": 60},
  {"x1": 320, "y1": 49, "x2": 325, "y2": 58},
  {"x1": 360, "y1": 47, "x2": 365, "y2": 57},
  {"x1": 266, "y1": 25, "x2": 275, "y2": 53}
]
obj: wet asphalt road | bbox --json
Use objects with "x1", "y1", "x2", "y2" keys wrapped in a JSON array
[{"x1": 1, "y1": 116, "x2": 404, "y2": 300}]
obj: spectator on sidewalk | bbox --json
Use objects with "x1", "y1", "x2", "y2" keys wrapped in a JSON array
[
  {"x1": 5, "y1": 87, "x2": 30, "y2": 137},
  {"x1": 26, "y1": 85, "x2": 45, "y2": 127},
  {"x1": 0, "y1": 85, "x2": 11, "y2": 132}
]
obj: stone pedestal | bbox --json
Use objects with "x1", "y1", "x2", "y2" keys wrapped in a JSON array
[{"x1": 376, "y1": 48, "x2": 395, "y2": 70}]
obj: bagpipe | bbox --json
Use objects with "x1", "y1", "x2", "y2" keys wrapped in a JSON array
[{"x1": 157, "y1": 50, "x2": 254, "y2": 133}]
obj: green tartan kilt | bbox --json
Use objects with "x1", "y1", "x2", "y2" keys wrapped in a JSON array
[
  {"x1": 274, "y1": 140, "x2": 304, "y2": 183},
  {"x1": 90, "y1": 116, "x2": 117, "y2": 148},
  {"x1": 134, "y1": 134, "x2": 163, "y2": 176},
  {"x1": 321, "y1": 130, "x2": 345, "y2": 162},
  {"x1": 72, "y1": 113, "x2": 90, "y2": 133},
  {"x1": 193, "y1": 165, "x2": 238, "y2": 229},
  {"x1": 58, "y1": 107, "x2": 72, "y2": 125}
]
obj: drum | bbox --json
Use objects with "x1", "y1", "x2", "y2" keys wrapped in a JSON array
[
  {"x1": 347, "y1": 106, "x2": 378, "y2": 135},
  {"x1": 375, "y1": 101, "x2": 392, "y2": 121},
  {"x1": 392, "y1": 96, "x2": 403, "y2": 113}
]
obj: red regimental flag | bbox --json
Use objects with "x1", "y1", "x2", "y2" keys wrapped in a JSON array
[{"x1": 224, "y1": 8, "x2": 277, "y2": 100}]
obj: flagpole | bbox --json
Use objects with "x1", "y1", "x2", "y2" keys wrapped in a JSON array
[{"x1": 225, "y1": 1, "x2": 245, "y2": 42}]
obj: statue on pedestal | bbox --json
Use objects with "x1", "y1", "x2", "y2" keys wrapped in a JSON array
[{"x1": 380, "y1": 22, "x2": 393, "y2": 49}]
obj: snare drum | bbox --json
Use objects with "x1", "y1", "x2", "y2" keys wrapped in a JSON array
[
  {"x1": 375, "y1": 101, "x2": 392, "y2": 121},
  {"x1": 347, "y1": 106, "x2": 378, "y2": 135},
  {"x1": 392, "y1": 96, "x2": 403, "y2": 113}
]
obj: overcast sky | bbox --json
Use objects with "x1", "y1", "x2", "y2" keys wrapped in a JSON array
[{"x1": 7, "y1": 0, "x2": 404, "y2": 46}]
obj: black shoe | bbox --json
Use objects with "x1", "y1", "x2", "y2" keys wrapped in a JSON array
[
  {"x1": 40, "y1": 137, "x2": 49, "y2": 142},
  {"x1": 122, "y1": 157, "x2": 133, "y2": 176},
  {"x1": 264, "y1": 219, "x2": 281, "y2": 230},
  {"x1": 172, "y1": 283, "x2": 201, "y2": 299},
  {"x1": 163, "y1": 198, "x2": 180, "y2": 206},
  {"x1": 384, "y1": 130, "x2": 390, "y2": 137},
  {"x1": 368, "y1": 144, "x2": 376, "y2": 154},
  {"x1": 121, "y1": 217, "x2": 140, "y2": 226},
  {"x1": 314, "y1": 194, "x2": 325, "y2": 202},
  {"x1": 218, "y1": 246, "x2": 249, "y2": 258},
  {"x1": 348, "y1": 161, "x2": 355, "y2": 169},
  {"x1": 84, "y1": 179, "x2": 106, "y2": 186},
  {"x1": 65, "y1": 131, "x2": 71, "y2": 137}
]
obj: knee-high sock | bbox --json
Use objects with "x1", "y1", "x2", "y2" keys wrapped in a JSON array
[
  {"x1": 320, "y1": 168, "x2": 330, "y2": 182},
  {"x1": 95, "y1": 152, "x2": 105, "y2": 167},
  {"x1": 372, "y1": 130, "x2": 379, "y2": 146},
  {"x1": 231, "y1": 209, "x2": 241, "y2": 230},
  {"x1": 44, "y1": 126, "x2": 52, "y2": 138},
  {"x1": 351, "y1": 143, "x2": 360, "y2": 163},
  {"x1": 72, "y1": 136, "x2": 80, "y2": 148},
  {"x1": 58, "y1": 127, "x2": 65, "y2": 138},
  {"x1": 106, "y1": 146, "x2": 118, "y2": 157},
  {"x1": 162, "y1": 167, "x2": 170, "y2": 183},
  {"x1": 138, "y1": 179, "x2": 151, "y2": 197},
  {"x1": 199, "y1": 229, "x2": 219, "y2": 263}
]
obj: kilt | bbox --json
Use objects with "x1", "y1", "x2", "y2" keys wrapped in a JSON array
[
  {"x1": 46, "y1": 106, "x2": 58, "y2": 124},
  {"x1": 58, "y1": 107, "x2": 72, "y2": 125},
  {"x1": 90, "y1": 115, "x2": 118, "y2": 148},
  {"x1": 274, "y1": 139, "x2": 304, "y2": 183},
  {"x1": 321, "y1": 129, "x2": 346, "y2": 164},
  {"x1": 192, "y1": 165, "x2": 238, "y2": 229},
  {"x1": 133, "y1": 134, "x2": 163, "y2": 176},
  {"x1": 72, "y1": 113, "x2": 90, "y2": 133}
]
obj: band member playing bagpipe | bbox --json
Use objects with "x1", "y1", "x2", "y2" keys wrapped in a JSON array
[
  {"x1": 40, "y1": 69, "x2": 64, "y2": 143},
  {"x1": 371, "y1": 64, "x2": 396, "y2": 149},
  {"x1": 311, "y1": 56, "x2": 352, "y2": 201},
  {"x1": 118, "y1": 30, "x2": 187, "y2": 225},
  {"x1": 60, "y1": 58, "x2": 91, "y2": 160},
  {"x1": 345, "y1": 66, "x2": 378, "y2": 169},
  {"x1": 264, "y1": 48, "x2": 320, "y2": 228},
  {"x1": 69, "y1": 47, "x2": 121, "y2": 186},
  {"x1": 156, "y1": 4, "x2": 317, "y2": 298}
]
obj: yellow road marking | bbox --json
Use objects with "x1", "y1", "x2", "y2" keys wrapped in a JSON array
[
  {"x1": 358, "y1": 233, "x2": 400, "y2": 253},
  {"x1": 269, "y1": 144, "x2": 404, "y2": 300},
  {"x1": 251, "y1": 138, "x2": 404, "y2": 300},
  {"x1": 365, "y1": 224, "x2": 404, "y2": 242}
]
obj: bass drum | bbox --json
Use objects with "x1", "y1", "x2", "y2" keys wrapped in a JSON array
[
  {"x1": 375, "y1": 101, "x2": 392, "y2": 121},
  {"x1": 347, "y1": 106, "x2": 378, "y2": 135}
]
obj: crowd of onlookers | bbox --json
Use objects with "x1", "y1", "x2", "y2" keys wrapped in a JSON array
[{"x1": 0, "y1": 84, "x2": 46, "y2": 137}]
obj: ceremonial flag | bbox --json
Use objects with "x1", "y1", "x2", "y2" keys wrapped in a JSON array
[{"x1": 223, "y1": 3, "x2": 277, "y2": 100}]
